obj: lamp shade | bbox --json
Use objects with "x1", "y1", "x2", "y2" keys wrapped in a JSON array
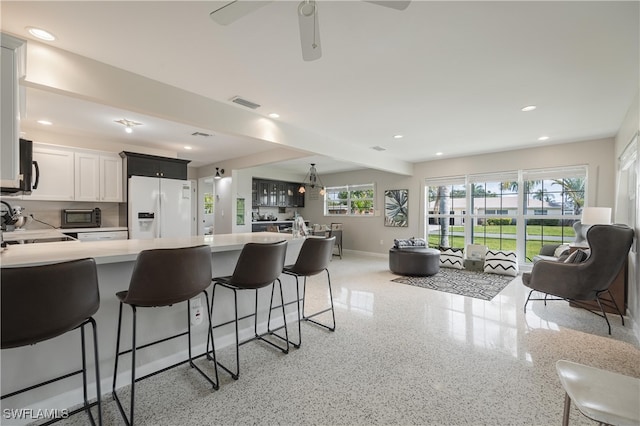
[{"x1": 580, "y1": 207, "x2": 611, "y2": 225}]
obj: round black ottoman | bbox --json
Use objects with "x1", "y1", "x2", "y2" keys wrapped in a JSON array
[{"x1": 389, "y1": 247, "x2": 441, "y2": 276}]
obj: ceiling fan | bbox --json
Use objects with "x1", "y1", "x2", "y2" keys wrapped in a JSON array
[{"x1": 209, "y1": 0, "x2": 411, "y2": 61}]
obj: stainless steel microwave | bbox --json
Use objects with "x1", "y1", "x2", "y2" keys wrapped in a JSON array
[{"x1": 60, "y1": 208, "x2": 101, "y2": 228}]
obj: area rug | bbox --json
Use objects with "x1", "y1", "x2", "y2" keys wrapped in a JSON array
[{"x1": 391, "y1": 268, "x2": 515, "y2": 301}]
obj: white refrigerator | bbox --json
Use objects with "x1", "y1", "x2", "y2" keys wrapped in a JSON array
[{"x1": 128, "y1": 175, "x2": 192, "y2": 239}]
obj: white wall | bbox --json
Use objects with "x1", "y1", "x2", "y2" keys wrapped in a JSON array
[
  {"x1": 213, "y1": 176, "x2": 233, "y2": 234},
  {"x1": 304, "y1": 137, "x2": 616, "y2": 255},
  {"x1": 614, "y1": 91, "x2": 639, "y2": 340}
]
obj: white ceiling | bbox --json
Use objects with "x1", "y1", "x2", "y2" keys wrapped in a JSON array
[{"x1": 2, "y1": 1, "x2": 639, "y2": 175}]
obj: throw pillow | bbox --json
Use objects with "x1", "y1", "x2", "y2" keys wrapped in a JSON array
[
  {"x1": 553, "y1": 244, "x2": 571, "y2": 258},
  {"x1": 394, "y1": 237, "x2": 427, "y2": 248},
  {"x1": 484, "y1": 250, "x2": 518, "y2": 277},
  {"x1": 394, "y1": 238, "x2": 412, "y2": 248},
  {"x1": 563, "y1": 249, "x2": 589, "y2": 264},
  {"x1": 439, "y1": 247, "x2": 464, "y2": 269}
]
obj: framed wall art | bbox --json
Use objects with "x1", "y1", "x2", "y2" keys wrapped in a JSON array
[{"x1": 384, "y1": 189, "x2": 408, "y2": 227}]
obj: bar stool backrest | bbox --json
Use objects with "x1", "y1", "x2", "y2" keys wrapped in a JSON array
[
  {"x1": 289, "y1": 236, "x2": 335, "y2": 276},
  {"x1": 1, "y1": 258, "x2": 99, "y2": 349},
  {"x1": 124, "y1": 245, "x2": 212, "y2": 306},
  {"x1": 230, "y1": 240, "x2": 288, "y2": 289}
]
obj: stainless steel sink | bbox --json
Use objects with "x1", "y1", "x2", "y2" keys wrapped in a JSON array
[{"x1": 2, "y1": 230, "x2": 78, "y2": 244}]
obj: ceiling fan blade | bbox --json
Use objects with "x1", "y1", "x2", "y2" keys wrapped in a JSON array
[
  {"x1": 364, "y1": 1, "x2": 411, "y2": 11},
  {"x1": 210, "y1": 1, "x2": 273, "y2": 25},
  {"x1": 298, "y1": 1, "x2": 322, "y2": 61}
]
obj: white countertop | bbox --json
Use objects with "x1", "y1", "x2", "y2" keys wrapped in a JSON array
[
  {"x1": 0, "y1": 232, "x2": 296, "y2": 267},
  {"x1": 59, "y1": 227, "x2": 128, "y2": 233},
  {"x1": 2, "y1": 227, "x2": 128, "y2": 241}
]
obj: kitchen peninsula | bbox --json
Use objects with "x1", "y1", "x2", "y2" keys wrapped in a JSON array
[
  {"x1": 0, "y1": 232, "x2": 304, "y2": 418},
  {"x1": 251, "y1": 219, "x2": 310, "y2": 232}
]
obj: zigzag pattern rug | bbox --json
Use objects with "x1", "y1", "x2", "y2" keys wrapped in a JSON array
[{"x1": 391, "y1": 268, "x2": 515, "y2": 301}]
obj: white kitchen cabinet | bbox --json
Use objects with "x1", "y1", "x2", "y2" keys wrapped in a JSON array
[
  {"x1": 74, "y1": 151, "x2": 100, "y2": 201},
  {"x1": 100, "y1": 154, "x2": 123, "y2": 202},
  {"x1": 28, "y1": 144, "x2": 75, "y2": 201},
  {"x1": 0, "y1": 33, "x2": 26, "y2": 191},
  {"x1": 74, "y1": 151, "x2": 123, "y2": 202}
]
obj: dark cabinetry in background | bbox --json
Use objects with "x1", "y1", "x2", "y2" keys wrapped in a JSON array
[
  {"x1": 252, "y1": 178, "x2": 304, "y2": 208},
  {"x1": 120, "y1": 151, "x2": 190, "y2": 180}
]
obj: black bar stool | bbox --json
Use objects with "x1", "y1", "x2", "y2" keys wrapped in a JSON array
[
  {"x1": 209, "y1": 240, "x2": 288, "y2": 380},
  {"x1": 1, "y1": 258, "x2": 102, "y2": 426},
  {"x1": 281, "y1": 236, "x2": 336, "y2": 348},
  {"x1": 330, "y1": 223, "x2": 343, "y2": 258},
  {"x1": 112, "y1": 245, "x2": 218, "y2": 426}
]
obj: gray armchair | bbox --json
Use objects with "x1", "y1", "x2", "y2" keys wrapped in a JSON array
[{"x1": 523, "y1": 224, "x2": 634, "y2": 334}]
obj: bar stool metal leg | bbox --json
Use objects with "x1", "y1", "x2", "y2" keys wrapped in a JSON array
[
  {"x1": 112, "y1": 303, "x2": 137, "y2": 426},
  {"x1": 186, "y1": 292, "x2": 219, "y2": 389},
  {"x1": 269, "y1": 275, "x2": 303, "y2": 348},
  {"x1": 213, "y1": 279, "x2": 290, "y2": 380},
  {"x1": 210, "y1": 282, "x2": 241, "y2": 380},
  {"x1": 301, "y1": 269, "x2": 336, "y2": 332},
  {"x1": 562, "y1": 392, "x2": 571, "y2": 426}
]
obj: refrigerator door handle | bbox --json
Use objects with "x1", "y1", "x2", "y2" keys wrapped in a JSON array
[{"x1": 156, "y1": 188, "x2": 161, "y2": 238}]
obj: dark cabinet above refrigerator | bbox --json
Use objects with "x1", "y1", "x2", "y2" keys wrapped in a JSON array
[{"x1": 120, "y1": 151, "x2": 190, "y2": 180}]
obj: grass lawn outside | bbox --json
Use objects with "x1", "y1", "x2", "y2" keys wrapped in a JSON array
[
  {"x1": 450, "y1": 225, "x2": 575, "y2": 237},
  {"x1": 429, "y1": 224, "x2": 576, "y2": 262}
]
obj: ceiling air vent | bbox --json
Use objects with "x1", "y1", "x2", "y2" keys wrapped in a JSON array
[
  {"x1": 230, "y1": 96, "x2": 261, "y2": 110},
  {"x1": 371, "y1": 146, "x2": 386, "y2": 151},
  {"x1": 191, "y1": 131, "x2": 213, "y2": 137}
]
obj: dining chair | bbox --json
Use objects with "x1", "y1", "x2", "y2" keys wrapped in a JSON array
[{"x1": 330, "y1": 223, "x2": 343, "y2": 258}]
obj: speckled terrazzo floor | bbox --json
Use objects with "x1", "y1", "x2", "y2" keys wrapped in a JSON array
[{"x1": 54, "y1": 252, "x2": 639, "y2": 426}]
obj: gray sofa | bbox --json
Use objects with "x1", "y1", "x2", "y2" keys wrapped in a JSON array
[{"x1": 532, "y1": 243, "x2": 570, "y2": 263}]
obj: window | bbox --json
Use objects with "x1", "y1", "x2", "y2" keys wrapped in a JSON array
[
  {"x1": 424, "y1": 166, "x2": 588, "y2": 263},
  {"x1": 325, "y1": 183, "x2": 375, "y2": 216},
  {"x1": 203, "y1": 193, "x2": 214, "y2": 214},
  {"x1": 522, "y1": 166, "x2": 586, "y2": 261},
  {"x1": 469, "y1": 172, "x2": 518, "y2": 253}
]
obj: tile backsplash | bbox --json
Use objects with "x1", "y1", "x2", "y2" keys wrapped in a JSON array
[{"x1": 1, "y1": 199, "x2": 125, "y2": 230}]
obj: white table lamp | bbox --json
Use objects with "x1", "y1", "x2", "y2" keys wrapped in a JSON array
[{"x1": 574, "y1": 207, "x2": 612, "y2": 244}]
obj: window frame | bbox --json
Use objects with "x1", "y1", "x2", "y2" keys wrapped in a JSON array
[
  {"x1": 424, "y1": 166, "x2": 588, "y2": 264},
  {"x1": 324, "y1": 183, "x2": 376, "y2": 217}
]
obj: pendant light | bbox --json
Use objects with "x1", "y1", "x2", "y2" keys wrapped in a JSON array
[{"x1": 298, "y1": 163, "x2": 325, "y2": 195}]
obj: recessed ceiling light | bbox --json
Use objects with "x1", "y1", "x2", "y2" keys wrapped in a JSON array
[
  {"x1": 27, "y1": 27, "x2": 56, "y2": 41},
  {"x1": 521, "y1": 105, "x2": 537, "y2": 112},
  {"x1": 268, "y1": 113, "x2": 280, "y2": 119},
  {"x1": 435, "y1": 152, "x2": 443, "y2": 156},
  {"x1": 538, "y1": 136, "x2": 550, "y2": 141},
  {"x1": 37, "y1": 120, "x2": 52, "y2": 126},
  {"x1": 393, "y1": 134, "x2": 403, "y2": 139},
  {"x1": 184, "y1": 146, "x2": 193, "y2": 150}
]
